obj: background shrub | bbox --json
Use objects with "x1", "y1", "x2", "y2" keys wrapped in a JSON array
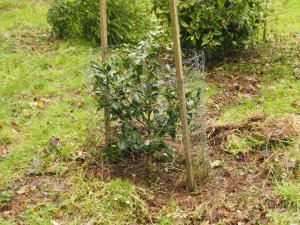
[
  {"x1": 152, "y1": 0, "x2": 265, "y2": 58},
  {"x1": 48, "y1": 0, "x2": 151, "y2": 45}
]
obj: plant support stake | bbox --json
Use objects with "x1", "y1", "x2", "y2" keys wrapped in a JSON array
[
  {"x1": 100, "y1": 0, "x2": 111, "y2": 146},
  {"x1": 169, "y1": 0, "x2": 196, "y2": 192},
  {"x1": 263, "y1": 0, "x2": 269, "y2": 41}
]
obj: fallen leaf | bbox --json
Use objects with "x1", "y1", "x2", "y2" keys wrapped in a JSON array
[
  {"x1": 37, "y1": 99, "x2": 45, "y2": 109},
  {"x1": 144, "y1": 139, "x2": 151, "y2": 146},
  {"x1": 51, "y1": 221, "x2": 60, "y2": 225},
  {"x1": 86, "y1": 219, "x2": 95, "y2": 225},
  {"x1": 12, "y1": 128, "x2": 18, "y2": 134},
  {"x1": 51, "y1": 137, "x2": 60, "y2": 148},
  {"x1": 75, "y1": 88, "x2": 82, "y2": 94},
  {"x1": 1, "y1": 146, "x2": 9, "y2": 158},
  {"x1": 67, "y1": 47, "x2": 75, "y2": 51},
  {"x1": 75, "y1": 101, "x2": 85, "y2": 108},
  {"x1": 214, "y1": 104, "x2": 220, "y2": 111},
  {"x1": 249, "y1": 84, "x2": 257, "y2": 91},
  {"x1": 41, "y1": 98, "x2": 50, "y2": 103},
  {"x1": 52, "y1": 210, "x2": 63, "y2": 219},
  {"x1": 285, "y1": 161, "x2": 296, "y2": 169},
  {"x1": 33, "y1": 157, "x2": 42, "y2": 168},
  {"x1": 261, "y1": 150, "x2": 273, "y2": 159},
  {"x1": 210, "y1": 160, "x2": 222, "y2": 168},
  {"x1": 271, "y1": 129, "x2": 284, "y2": 138},
  {"x1": 267, "y1": 86, "x2": 277, "y2": 91},
  {"x1": 244, "y1": 94, "x2": 253, "y2": 100},
  {"x1": 23, "y1": 111, "x2": 31, "y2": 117},
  {"x1": 291, "y1": 100, "x2": 299, "y2": 108},
  {"x1": 53, "y1": 182, "x2": 65, "y2": 192},
  {"x1": 11, "y1": 120, "x2": 21, "y2": 129},
  {"x1": 16, "y1": 186, "x2": 29, "y2": 195},
  {"x1": 257, "y1": 217, "x2": 268, "y2": 224}
]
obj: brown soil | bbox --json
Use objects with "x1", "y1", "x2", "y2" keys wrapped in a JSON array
[
  {"x1": 0, "y1": 175, "x2": 69, "y2": 222},
  {"x1": 205, "y1": 55, "x2": 263, "y2": 118},
  {"x1": 1, "y1": 114, "x2": 299, "y2": 224},
  {"x1": 81, "y1": 115, "x2": 300, "y2": 224},
  {"x1": 6, "y1": 31, "x2": 56, "y2": 53}
]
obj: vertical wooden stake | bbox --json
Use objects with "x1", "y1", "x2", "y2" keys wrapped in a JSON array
[
  {"x1": 169, "y1": 0, "x2": 196, "y2": 192},
  {"x1": 263, "y1": 0, "x2": 269, "y2": 41},
  {"x1": 100, "y1": 0, "x2": 111, "y2": 146}
]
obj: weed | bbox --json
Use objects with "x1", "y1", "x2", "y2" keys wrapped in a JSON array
[
  {"x1": 0, "y1": 191, "x2": 12, "y2": 204},
  {"x1": 0, "y1": 218, "x2": 16, "y2": 225},
  {"x1": 63, "y1": 174, "x2": 149, "y2": 224},
  {"x1": 277, "y1": 182, "x2": 300, "y2": 208},
  {"x1": 227, "y1": 133, "x2": 251, "y2": 156},
  {"x1": 20, "y1": 203, "x2": 60, "y2": 225},
  {"x1": 267, "y1": 210, "x2": 300, "y2": 225}
]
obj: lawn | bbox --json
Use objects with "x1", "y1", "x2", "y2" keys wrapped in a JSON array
[{"x1": 0, "y1": 0, "x2": 299, "y2": 224}]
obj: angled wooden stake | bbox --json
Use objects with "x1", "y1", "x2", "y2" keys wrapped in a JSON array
[
  {"x1": 100, "y1": 0, "x2": 111, "y2": 146},
  {"x1": 169, "y1": 0, "x2": 196, "y2": 192}
]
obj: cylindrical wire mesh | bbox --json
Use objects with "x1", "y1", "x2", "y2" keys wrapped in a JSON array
[
  {"x1": 85, "y1": 46, "x2": 208, "y2": 180},
  {"x1": 182, "y1": 49, "x2": 208, "y2": 181}
]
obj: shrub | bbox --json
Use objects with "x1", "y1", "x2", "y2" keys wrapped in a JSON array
[
  {"x1": 92, "y1": 30, "x2": 202, "y2": 157},
  {"x1": 152, "y1": 0, "x2": 265, "y2": 58},
  {"x1": 48, "y1": 0, "x2": 151, "y2": 45}
]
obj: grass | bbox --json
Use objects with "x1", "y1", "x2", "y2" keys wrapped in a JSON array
[
  {"x1": 65, "y1": 176, "x2": 149, "y2": 224},
  {"x1": 277, "y1": 182, "x2": 300, "y2": 208},
  {"x1": 0, "y1": 0, "x2": 299, "y2": 224},
  {"x1": 0, "y1": 1, "x2": 101, "y2": 186},
  {"x1": 268, "y1": 210, "x2": 300, "y2": 225},
  {"x1": 269, "y1": 0, "x2": 300, "y2": 35},
  {"x1": 218, "y1": 0, "x2": 300, "y2": 123}
]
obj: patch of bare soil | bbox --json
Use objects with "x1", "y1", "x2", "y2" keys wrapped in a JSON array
[
  {"x1": 1, "y1": 115, "x2": 299, "y2": 224},
  {"x1": 205, "y1": 54, "x2": 263, "y2": 118},
  {"x1": 0, "y1": 175, "x2": 69, "y2": 223},
  {"x1": 82, "y1": 114, "x2": 300, "y2": 224},
  {"x1": 5, "y1": 30, "x2": 56, "y2": 53}
]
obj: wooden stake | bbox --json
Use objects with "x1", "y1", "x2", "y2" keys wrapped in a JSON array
[
  {"x1": 100, "y1": 0, "x2": 111, "y2": 146},
  {"x1": 169, "y1": 0, "x2": 196, "y2": 192},
  {"x1": 263, "y1": 0, "x2": 269, "y2": 41}
]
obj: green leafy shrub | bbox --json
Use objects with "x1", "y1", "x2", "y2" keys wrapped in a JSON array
[
  {"x1": 48, "y1": 0, "x2": 151, "y2": 45},
  {"x1": 93, "y1": 30, "x2": 202, "y2": 157},
  {"x1": 152, "y1": 0, "x2": 265, "y2": 58}
]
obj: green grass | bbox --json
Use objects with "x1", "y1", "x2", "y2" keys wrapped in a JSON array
[
  {"x1": 216, "y1": 1, "x2": 300, "y2": 223},
  {"x1": 0, "y1": 0, "x2": 299, "y2": 224},
  {"x1": 218, "y1": 0, "x2": 300, "y2": 123},
  {"x1": 220, "y1": 76, "x2": 300, "y2": 123},
  {"x1": 277, "y1": 182, "x2": 300, "y2": 208},
  {"x1": 268, "y1": 210, "x2": 300, "y2": 225},
  {"x1": 64, "y1": 176, "x2": 149, "y2": 224},
  {"x1": 0, "y1": 1, "x2": 101, "y2": 186},
  {"x1": 269, "y1": 0, "x2": 300, "y2": 35},
  {"x1": 0, "y1": 0, "x2": 30, "y2": 12},
  {"x1": 20, "y1": 203, "x2": 60, "y2": 225}
]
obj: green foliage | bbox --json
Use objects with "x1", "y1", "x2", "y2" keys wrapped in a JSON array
[
  {"x1": 267, "y1": 210, "x2": 300, "y2": 225},
  {"x1": 93, "y1": 30, "x2": 201, "y2": 157},
  {"x1": 277, "y1": 182, "x2": 300, "y2": 208},
  {"x1": 93, "y1": 31, "x2": 178, "y2": 156},
  {"x1": 152, "y1": 0, "x2": 265, "y2": 58},
  {"x1": 227, "y1": 133, "x2": 251, "y2": 155},
  {"x1": 20, "y1": 203, "x2": 60, "y2": 225},
  {"x1": 0, "y1": 191, "x2": 12, "y2": 204},
  {"x1": 48, "y1": 0, "x2": 151, "y2": 45}
]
